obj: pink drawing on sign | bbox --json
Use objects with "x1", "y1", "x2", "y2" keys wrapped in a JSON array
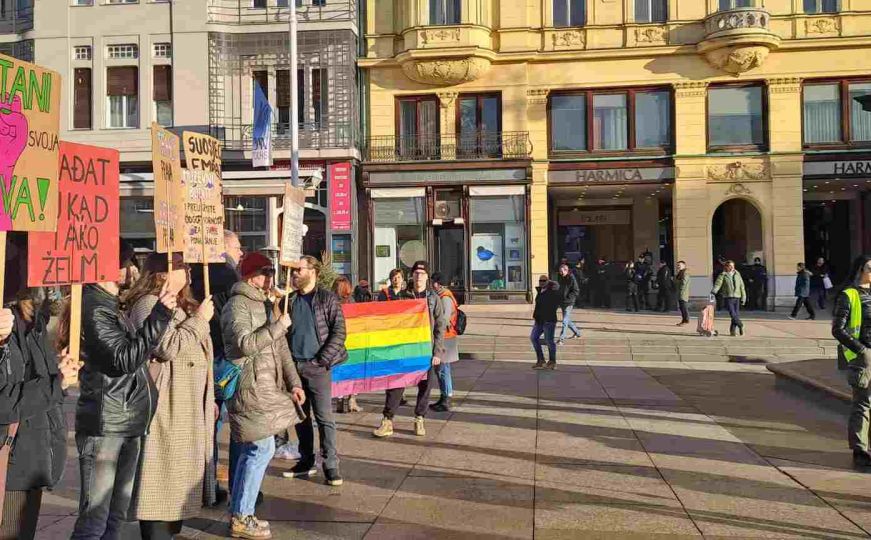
[{"x1": 0, "y1": 94, "x2": 29, "y2": 230}]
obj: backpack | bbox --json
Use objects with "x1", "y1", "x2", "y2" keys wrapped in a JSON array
[{"x1": 454, "y1": 308, "x2": 467, "y2": 336}]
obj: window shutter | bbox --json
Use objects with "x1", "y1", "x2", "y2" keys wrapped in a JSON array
[
  {"x1": 107, "y1": 66, "x2": 138, "y2": 96},
  {"x1": 74, "y1": 68, "x2": 92, "y2": 129},
  {"x1": 153, "y1": 65, "x2": 172, "y2": 101}
]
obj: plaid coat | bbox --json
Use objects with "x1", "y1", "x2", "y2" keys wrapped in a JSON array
[{"x1": 128, "y1": 295, "x2": 216, "y2": 521}]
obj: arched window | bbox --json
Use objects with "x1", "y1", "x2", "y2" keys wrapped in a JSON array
[{"x1": 553, "y1": 0, "x2": 585, "y2": 27}]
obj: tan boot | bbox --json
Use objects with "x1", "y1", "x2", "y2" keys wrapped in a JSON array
[
  {"x1": 231, "y1": 515, "x2": 271, "y2": 539},
  {"x1": 414, "y1": 415, "x2": 426, "y2": 437},
  {"x1": 348, "y1": 395, "x2": 362, "y2": 412},
  {"x1": 373, "y1": 417, "x2": 394, "y2": 438}
]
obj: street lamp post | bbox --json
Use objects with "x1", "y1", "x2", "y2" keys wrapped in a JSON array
[{"x1": 290, "y1": 0, "x2": 300, "y2": 188}]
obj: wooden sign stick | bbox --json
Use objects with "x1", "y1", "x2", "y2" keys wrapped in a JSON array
[
  {"x1": 68, "y1": 284, "x2": 83, "y2": 367},
  {"x1": 284, "y1": 266, "x2": 292, "y2": 316},
  {"x1": 0, "y1": 232, "x2": 6, "y2": 307},
  {"x1": 202, "y1": 205, "x2": 210, "y2": 298}
]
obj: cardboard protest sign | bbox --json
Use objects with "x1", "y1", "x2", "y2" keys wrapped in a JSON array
[
  {"x1": 182, "y1": 169, "x2": 224, "y2": 264},
  {"x1": 279, "y1": 184, "x2": 306, "y2": 267},
  {"x1": 183, "y1": 131, "x2": 222, "y2": 174},
  {"x1": 27, "y1": 142, "x2": 120, "y2": 286},
  {"x1": 0, "y1": 53, "x2": 62, "y2": 232},
  {"x1": 151, "y1": 123, "x2": 184, "y2": 253}
]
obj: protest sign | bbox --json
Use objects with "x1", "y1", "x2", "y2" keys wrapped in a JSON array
[
  {"x1": 151, "y1": 123, "x2": 184, "y2": 254},
  {"x1": 279, "y1": 184, "x2": 306, "y2": 267},
  {"x1": 0, "y1": 53, "x2": 62, "y2": 233},
  {"x1": 183, "y1": 130, "x2": 222, "y2": 174},
  {"x1": 181, "y1": 169, "x2": 224, "y2": 264},
  {"x1": 27, "y1": 142, "x2": 120, "y2": 286}
]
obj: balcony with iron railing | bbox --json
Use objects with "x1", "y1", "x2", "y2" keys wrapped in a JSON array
[
  {"x1": 207, "y1": 0, "x2": 356, "y2": 25},
  {"x1": 217, "y1": 120, "x2": 358, "y2": 151},
  {"x1": 0, "y1": 2, "x2": 33, "y2": 34},
  {"x1": 364, "y1": 132, "x2": 533, "y2": 163},
  {"x1": 697, "y1": 6, "x2": 781, "y2": 74}
]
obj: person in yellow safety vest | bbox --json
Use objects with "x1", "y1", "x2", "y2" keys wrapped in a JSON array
[{"x1": 833, "y1": 255, "x2": 871, "y2": 470}]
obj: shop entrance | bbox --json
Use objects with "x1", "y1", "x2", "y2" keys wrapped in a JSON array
[
  {"x1": 712, "y1": 198, "x2": 763, "y2": 265},
  {"x1": 434, "y1": 225, "x2": 466, "y2": 303}
]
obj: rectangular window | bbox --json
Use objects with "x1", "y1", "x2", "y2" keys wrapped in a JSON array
[
  {"x1": 373, "y1": 196, "x2": 426, "y2": 285},
  {"x1": 73, "y1": 1, "x2": 94, "y2": 5},
  {"x1": 719, "y1": 0, "x2": 753, "y2": 10},
  {"x1": 74, "y1": 45, "x2": 91, "y2": 60},
  {"x1": 312, "y1": 67, "x2": 328, "y2": 128},
  {"x1": 106, "y1": 66, "x2": 138, "y2": 128},
  {"x1": 153, "y1": 65, "x2": 172, "y2": 126},
  {"x1": 458, "y1": 93, "x2": 501, "y2": 158},
  {"x1": 553, "y1": 0, "x2": 585, "y2": 27},
  {"x1": 429, "y1": 0, "x2": 460, "y2": 25},
  {"x1": 850, "y1": 82, "x2": 871, "y2": 142},
  {"x1": 107, "y1": 44, "x2": 138, "y2": 59},
  {"x1": 708, "y1": 85, "x2": 765, "y2": 149},
  {"x1": 276, "y1": 69, "x2": 290, "y2": 133},
  {"x1": 224, "y1": 196, "x2": 268, "y2": 253},
  {"x1": 73, "y1": 67, "x2": 92, "y2": 129},
  {"x1": 635, "y1": 0, "x2": 667, "y2": 23},
  {"x1": 470, "y1": 194, "x2": 527, "y2": 292},
  {"x1": 252, "y1": 70, "x2": 268, "y2": 101},
  {"x1": 153, "y1": 42, "x2": 171, "y2": 59},
  {"x1": 804, "y1": 0, "x2": 839, "y2": 13},
  {"x1": 107, "y1": 0, "x2": 137, "y2": 3},
  {"x1": 803, "y1": 84, "x2": 841, "y2": 144},
  {"x1": 253, "y1": 0, "x2": 266, "y2": 8},
  {"x1": 550, "y1": 88, "x2": 671, "y2": 154},
  {"x1": 297, "y1": 68, "x2": 305, "y2": 125},
  {"x1": 397, "y1": 96, "x2": 439, "y2": 159}
]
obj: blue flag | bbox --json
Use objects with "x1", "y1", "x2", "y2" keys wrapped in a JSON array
[{"x1": 252, "y1": 81, "x2": 272, "y2": 167}]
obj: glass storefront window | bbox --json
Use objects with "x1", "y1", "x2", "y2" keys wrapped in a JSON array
[
  {"x1": 373, "y1": 197, "x2": 426, "y2": 286},
  {"x1": 592, "y1": 94, "x2": 628, "y2": 151},
  {"x1": 635, "y1": 90, "x2": 671, "y2": 148},
  {"x1": 551, "y1": 94, "x2": 586, "y2": 151},
  {"x1": 849, "y1": 82, "x2": 871, "y2": 142},
  {"x1": 470, "y1": 195, "x2": 527, "y2": 292},
  {"x1": 804, "y1": 84, "x2": 842, "y2": 144},
  {"x1": 708, "y1": 86, "x2": 764, "y2": 148},
  {"x1": 225, "y1": 196, "x2": 268, "y2": 253}
]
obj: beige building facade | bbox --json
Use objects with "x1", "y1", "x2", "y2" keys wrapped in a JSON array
[{"x1": 360, "y1": 0, "x2": 871, "y2": 306}]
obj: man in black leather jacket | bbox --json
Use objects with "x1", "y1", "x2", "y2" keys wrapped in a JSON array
[
  {"x1": 71, "y1": 273, "x2": 177, "y2": 540},
  {"x1": 833, "y1": 255, "x2": 871, "y2": 470}
]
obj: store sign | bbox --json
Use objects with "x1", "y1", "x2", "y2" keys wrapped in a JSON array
[
  {"x1": 330, "y1": 162, "x2": 352, "y2": 231},
  {"x1": 549, "y1": 167, "x2": 673, "y2": 185},
  {"x1": 368, "y1": 168, "x2": 526, "y2": 185},
  {"x1": 804, "y1": 160, "x2": 871, "y2": 177},
  {"x1": 559, "y1": 210, "x2": 631, "y2": 226}
]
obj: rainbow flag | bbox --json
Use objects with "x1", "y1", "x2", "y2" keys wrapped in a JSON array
[{"x1": 331, "y1": 299, "x2": 433, "y2": 398}]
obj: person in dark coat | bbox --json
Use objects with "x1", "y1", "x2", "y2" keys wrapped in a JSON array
[
  {"x1": 625, "y1": 262, "x2": 640, "y2": 313},
  {"x1": 747, "y1": 257, "x2": 768, "y2": 311},
  {"x1": 790, "y1": 263, "x2": 816, "y2": 320},
  {"x1": 353, "y1": 280, "x2": 374, "y2": 303},
  {"x1": 591, "y1": 257, "x2": 611, "y2": 308},
  {"x1": 811, "y1": 257, "x2": 831, "y2": 310},
  {"x1": 573, "y1": 259, "x2": 588, "y2": 308},
  {"x1": 556, "y1": 264, "x2": 581, "y2": 343},
  {"x1": 531, "y1": 277, "x2": 561, "y2": 370},
  {"x1": 655, "y1": 262, "x2": 675, "y2": 312},
  {"x1": 636, "y1": 255, "x2": 654, "y2": 310}
]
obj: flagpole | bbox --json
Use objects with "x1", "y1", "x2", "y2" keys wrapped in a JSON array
[{"x1": 289, "y1": 0, "x2": 300, "y2": 188}]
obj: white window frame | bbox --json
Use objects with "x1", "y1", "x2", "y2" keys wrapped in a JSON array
[
  {"x1": 107, "y1": 94, "x2": 138, "y2": 129},
  {"x1": 72, "y1": 0, "x2": 94, "y2": 5},
  {"x1": 635, "y1": 0, "x2": 668, "y2": 23},
  {"x1": 74, "y1": 45, "x2": 92, "y2": 60},
  {"x1": 804, "y1": 0, "x2": 840, "y2": 14},
  {"x1": 429, "y1": 0, "x2": 461, "y2": 25},
  {"x1": 106, "y1": 0, "x2": 138, "y2": 4},
  {"x1": 107, "y1": 44, "x2": 138, "y2": 59},
  {"x1": 553, "y1": 0, "x2": 585, "y2": 28},
  {"x1": 153, "y1": 42, "x2": 171, "y2": 59}
]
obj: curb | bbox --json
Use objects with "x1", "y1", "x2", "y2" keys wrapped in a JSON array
[{"x1": 766, "y1": 362, "x2": 851, "y2": 404}]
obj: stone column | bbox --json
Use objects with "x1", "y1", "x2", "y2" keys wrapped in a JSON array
[
  {"x1": 437, "y1": 91, "x2": 458, "y2": 158},
  {"x1": 526, "y1": 88, "x2": 550, "y2": 279}
]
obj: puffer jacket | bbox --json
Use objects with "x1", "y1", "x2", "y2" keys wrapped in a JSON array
[
  {"x1": 76, "y1": 284, "x2": 173, "y2": 437},
  {"x1": 221, "y1": 281, "x2": 303, "y2": 444},
  {"x1": 675, "y1": 270, "x2": 691, "y2": 302},
  {"x1": 286, "y1": 287, "x2": 348, "y2": 368},
  {"x1": 832, "y1": 286, "x2": 871, "y2": 357},
  {"x1": 712, "y1": 271, "x2": 747, "y2": 303}
]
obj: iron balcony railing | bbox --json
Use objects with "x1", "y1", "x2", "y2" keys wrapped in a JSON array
[
  {"x1": 364, "y1": 132, "x2": 533, "y2": 163},
  {"x1": 0, "y1": 3, "x2": 34, "y2": 34},
  {"x1": 207, "y1": 0, "x2": 357, "y2": 25},
  {"x1": 218, "y1": 120, "x2": 358, "y2": 151}
]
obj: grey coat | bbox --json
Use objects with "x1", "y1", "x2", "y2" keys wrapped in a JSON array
[
  {"x1": 222, "y1": 282, "x2": 303, "y2": 443},
  {"x1": 795, "y1": 270, "x2": 812, "y2": 298}
]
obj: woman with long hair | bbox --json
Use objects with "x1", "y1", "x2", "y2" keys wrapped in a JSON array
[
  {"x1": 126, "y1": 252, "x2": 217, "y2": 539},
  {"x1": 332, "y1": 277, "x2": 360, "y2": 414},
  {"x1": 833, "y1": 255, "x2": 871, "y2": 470}
]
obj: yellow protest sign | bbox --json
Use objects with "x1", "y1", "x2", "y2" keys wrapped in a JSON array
[{"x1": 151, "y1": 123, "x2": 184, "y2": 253}]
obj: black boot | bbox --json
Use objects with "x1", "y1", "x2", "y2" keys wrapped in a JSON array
[
  {"x1": 430, "y1": 396, "x2": 452, "y2": 412},
  {"x1": 853, "y1": 449, "x2": 871, "y2": 470}
]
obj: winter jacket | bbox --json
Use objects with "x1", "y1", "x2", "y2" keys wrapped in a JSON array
[
  {"x1": 636, "y1": 263, "x2": 653, "y2": 292},
  {"x1": 5, "y1": 302, "x2": 67, "y2": 492},
  {"x1": 675, "y1": 270, "x2": 691, "y2": 302},
  {"x1": 656, "y1": 266, "x2": 674, "y2": 292},
  {"x1": 221, "y1": 281, "x2": 303, "y2": 443},
  {"x1": 76, "y1": 284, "x2": 173, "y2": 437},
  {"x1": 811, "y1": 264, "x2": 829, "y2": 290},
  {"x1": 712, "y1": 271, "x2": 747, "y2": 303},
  {"x1": 533, "y1": 283, "x2": 561, "y2": 324},
  {"x1": 190, "y1": 261, "x2": 239, "y2": 360},
  {"x1": 407, "y1": 288, "x2": 447, "y2": 359},
  {"x1": 286, "y1": 287, "x2": 348, "y2": 369},
  {"x1": 794, "y1": 270, "x2": 812, "y2": 298},
  {"x1": 832, "y1": 286, "x2": 871, "y2": 356},
  {"x1": 625, "y1": 268, "x2": 639, "y2": 294},
  {"x1": 353, "y1": 286, "x2": 374, "y2": 303},
  {"x1": 557, "y1": 273, "x2": 579, "y2": 308},
  {"x1": 378, "y1": 287, "x2": 413, "y2": 301},
  {"x1": 128, "y1": 295, "x2": 216, "y2": 520}
]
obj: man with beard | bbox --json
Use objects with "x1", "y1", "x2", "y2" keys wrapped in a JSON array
[{"x1": 282, "y1": 256, "x2": 348, "y2": 487}]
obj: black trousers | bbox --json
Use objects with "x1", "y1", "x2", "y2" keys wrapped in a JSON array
[
  {"x1": 791, "y1": 297, "x2": 816, "y2": 319},
  {"x1": 678, "y1": 300, "x2": 690, "y2": 323},
  {"x1": 383, "y1": 365, "x2": 436, "y2": 419},
  {"x1": 625, "y1": 292, "x2": 639, "y2": 312},
  {"x1": 0, "y1": 489, "x2": 42, "y2": 540},
  {"x1": 140, "y1": 520, "x2": 183, "y2": 540},
  {"x1": 294, "y1": 362, "x2": 339, "y2": 470},
  {"x1": 656, "y1": 290, "x2": 672, "y2": 311}
]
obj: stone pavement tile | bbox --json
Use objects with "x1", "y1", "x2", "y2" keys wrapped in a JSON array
[
  {"x1": 192, "y1": 519, "x2": 372, "y2": 540},
  {"x1": 38, "y1": 492, "x2": 78, "y2": 517},
  {"x1": 536, "y1": 463, "x2": 681, "y2": 507},
  {"x1": 433, "y1": 420, "x2": 536, "y2": 451},
  {"x1": 534, "y1": 501, "x2": 701, "y2": 538},
  {"x1": 538, "y1": 406, "x2": 631, "y2": 431},
  {"x1": 378, "y1": 476, "x2": 533, "y2": 539},
  {"x1": 364, "y1": 520, "x2": 524, "y2": 539},
  {"x1": 446, "y1": 408, "x2": 538, "y2": 431},
  {"x1": 536, "y1": 427, "x2": 655, "y2": 467},
  {"x1": 635, "y1": 429, "x2": 768, "y2": 463},
  {"x1": 414, "y1": 445, "x2": 536, "y2": 480}
]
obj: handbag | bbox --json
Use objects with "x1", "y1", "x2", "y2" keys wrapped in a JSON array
[
  {"x1": 823, "y1": 276, "x2": 834, "y2": 290},
  {"x1": 214, "y1": 356, "x2": 242, "y2": 401}
]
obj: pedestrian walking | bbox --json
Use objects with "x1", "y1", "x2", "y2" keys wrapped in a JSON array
[
  {"x1": 556, "y1": 264, "x2": 581, "y2": 344},
  {"x1": 712, "y1": 260, "x2": 747, "y2": 337},
  {"x1": 429, "y1": 273, "x2": 459, "y2": 411},
  {"x1": 675, "y1": 261, "x2": 691, "y2": 326},
  {"x1": 378, "y1": 269, "x2": 411, "y2": 301},
  {"x1": 333, "y1": 277, "x2": 362, "y2": 414},
  {"x1": 531, "y1": 276, "x2": 560, "y2": 370},
  {"x1": 71, "y1": 257, "x2": 176, "y2": 540},
  {"x1": 1, "y1": 290, "x2": 77, "y2": 540},
  {"x1": 789, "y1": 263, "x2": 816, "y2": 320},
  {"x1": 282, "y1": 256, "x2": 347, "y2": 488},
  {"x1": 125, "y1": 253, "x2": 217, "y2": 539},
  {"x1": 812, "y1": 257, "x2": 832, "y2": 310},
  {"x1": 353, "y1": 280, "x2": 374, "y2": 303},
  {"x1": 655, "y1": 261, "x2": 675, "y2": 312},
  {"x1": 832, "y1": 255, "x2": 871, "y2": 470},
  {"x1": 222, "y1": 252, "x2": 306, "y2": 539},
  {"x1": 624, "y1": 262, "x2": 640, "y2": 313},
  {"x1": 373, "y1": 261, "x2": 445, "y2": 439}
]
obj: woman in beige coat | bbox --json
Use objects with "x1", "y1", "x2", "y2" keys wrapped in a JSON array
[{"x1": 126, "y1": 252, "x2": 217, "y2": 539}]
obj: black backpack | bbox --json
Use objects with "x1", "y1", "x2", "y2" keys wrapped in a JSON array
[{"x1": 454, "y1": 308, "x2": 467, "y2": 336}]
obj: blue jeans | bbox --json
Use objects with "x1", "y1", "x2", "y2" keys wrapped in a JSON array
[
  {"x1": 230, "y1": 436, "x2": 275, "y2": 516},
  {"x1": 531, "y1": 322, "x2": 556, "y2": 364},
  {"x1": 437, "y1": 362, "x2": 453, "y2": 397},
  {"x1": 559, "y1": 305, "x2": 581, "y2": 341},
  {"x1": 725, "y1": 298, "x2": 743, "y2": 332}
]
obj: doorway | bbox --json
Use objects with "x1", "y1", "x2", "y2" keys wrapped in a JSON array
[
  {"x1": 712, "y1": 198, "x2": 763, "y2": 265},
  {"x1": 434, "y1": 225, "x2": 466, "y2": 304}
]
